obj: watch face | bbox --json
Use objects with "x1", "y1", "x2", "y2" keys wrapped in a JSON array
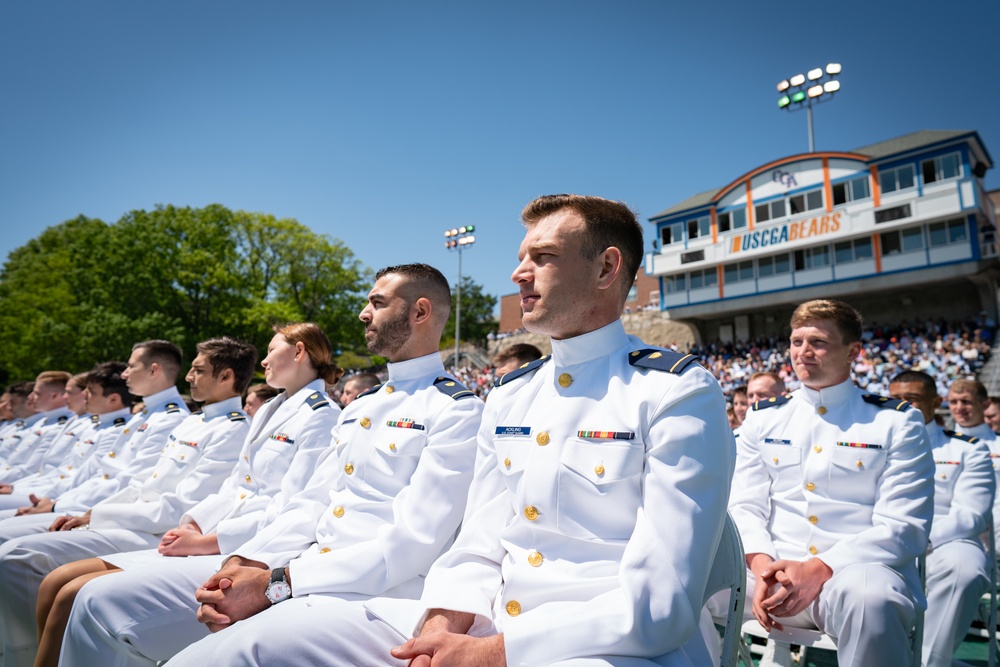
[{"x1": 266, "y1": 581, "x2": 291, "y2": 604}]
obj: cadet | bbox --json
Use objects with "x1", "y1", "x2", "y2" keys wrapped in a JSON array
[
  {"x1": 0, "y1": 383, "x2": 39, "y2": 465},
  {"x1": 947, "y1": 379, "x2": 1000, "y2": 529},
  {"x1": 336, "y1": 371, "x2": 381, "y2": 407},
  {"x1": 729, "y1": 299, "x2": 934, "y2": 666},
  {"x1": 491, "y1": 342, "x2": 543, "y2": 377},
  {"x1": 0, "y1": 372, "x2": 74, "y2": 482},
  {"x1": 889, "y1": 371, "x2": 995, "y2": 667}
]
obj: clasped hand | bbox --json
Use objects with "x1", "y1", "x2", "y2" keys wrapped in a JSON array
[
  {"x1": 194, "y1": 557, "x2": 270, "y2": 632},
  {"x1": 749, "y1": 554, "x2": 832, "y2": 631}
]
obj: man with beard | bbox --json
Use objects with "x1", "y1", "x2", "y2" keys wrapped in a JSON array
[{"x1": 62, "y1": 264, "x2": 484, "y2": 667}]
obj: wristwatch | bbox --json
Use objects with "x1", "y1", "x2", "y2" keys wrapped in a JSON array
[{"x1": 264, "y1": 567, "x2": 292, "y2": 604}]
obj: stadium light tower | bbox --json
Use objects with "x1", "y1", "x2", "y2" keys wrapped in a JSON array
[
  {"x1": 776, "y1": 63, "x2": 842, "y2": 153},
  {"x1": 443, "y1": 225, "x2": 476, "y2": 368}
]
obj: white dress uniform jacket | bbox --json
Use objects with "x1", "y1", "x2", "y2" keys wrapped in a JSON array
[
  {"x1": 957, "y1": 422, "x2": 1000, "y2": 530},
  {"x1": 12, "y1": 413, "x2": 89, "y2": 480},
  {"x1": 0, "y1": 414, "x2": 45, "y2": 471},
  {"x1": 1, "y1": 407, "x2": 74, "y2": 480}
]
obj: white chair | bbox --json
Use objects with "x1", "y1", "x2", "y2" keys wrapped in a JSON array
[
  {"x1": 704, "y1": 512, "x2": 747, "y2": 667},
  {"x1": 968, "y1": 517, "x2": 999, "y2": 667},
  {"x1": 740, "y1": 555, "x2": 926, "y2": 667}
]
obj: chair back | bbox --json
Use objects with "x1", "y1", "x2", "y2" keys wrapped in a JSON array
[{"x1": 704, "y1": 512, "x2": 746, "y2": 667}]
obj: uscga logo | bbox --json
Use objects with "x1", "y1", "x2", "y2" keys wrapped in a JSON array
[{"x1": 731, "y1": 212, "x2": 841, "y2": 254}]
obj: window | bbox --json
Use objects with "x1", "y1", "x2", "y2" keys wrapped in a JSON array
[
  {"x1": 832, "y1": 176, "x2": 871, "y2": 206},
  {"x1": 794, "y1": 245, "x2": 830, "y2": 271},
  {"x1": 879, "y1": 164, "x2": 916, "y2": 194},
  {"x1": 724, "y1": 260, "x2": 754, "y2": 284},
  {"x1": 717, "y1": 208, "x2": 747, "y2": 233},
  {"x1": 928, "y1": 218, "x2": 968, "y2": 247},
  {"x1": 789, "y1": 189, "x2": 824, "y2": 215},
  {"x1": 754, "y1": 199, "x2": 786, "y2": 223},
  {"x1": 881, "y1": 227, "x2": 925, "y2": 256},
  {"x1": 922, "y1": 152, "x2": 961, "y2": 185},
  {"x1": 660, "y1": 221, "x2": 684, "y2": 246},
  {"x1": 689, "y1": 268, "x2": 718, "y2": 290},
  {"x1": 663, "y1": 275, "x2": 686, "y2": 294},
  {"x1": 687, "y1": 217, "x2": 711, "y2": 240},
  {"x1": 757, "y1": 253, "x2": 790, "y2": 277},
  {"x1": 834, "y1": 237, "x2": 873, "y2": 264}
]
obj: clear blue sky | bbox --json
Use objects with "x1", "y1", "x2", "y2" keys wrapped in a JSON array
[{"x1": 2, "y1": 0, "x2": 998, "y2": 309}]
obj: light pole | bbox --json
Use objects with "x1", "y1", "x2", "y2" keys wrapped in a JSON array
[
  {"x1": 776, "y1": 63, "x2": 842, "y2": 153},
  {"x1": 443, "y1": 225, "x2": 476, "y2": 368}
]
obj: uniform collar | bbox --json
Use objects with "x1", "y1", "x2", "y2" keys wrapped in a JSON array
[
  {"x1": 386, "y1": 352, "x2": 446, "y2": 383},
  {"x1": 199, "y1": 395, "x2": 244, "y2": 420},
  {"x1": 283, "y1": 379, "x2": 327, "y2": 409},
  {"x1": 20, "y1": 412, "x2": 45, "y2": 428},
  {"x1": 40, "y1": 407, "x2": 74, "y2": 425},
  {"x1": 550, "y1": 320, "x2": 629, "y2": 368},
  {"x1": 956, "y1": 422, "x2": 997, "y2": 440},
  {"x1": 141, "y1": 386, "x2": 184, "y2": 413},
  {"x1": 95, "y1": 407, "x2": 133, "y2": 428},
  {"x1": 797, "y1": 378, "x2": 856, "y2": 408}
]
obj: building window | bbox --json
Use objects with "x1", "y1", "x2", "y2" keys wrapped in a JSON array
[
  {"x1": 723, "y1": 260, "x2": 754, "y2": 284},
  {"x1": 663, "y1": 275, "x2": 686, "y2": 294},
  {"x1": 687, "y1": 216, "x2": 711, "y2": 240},
  {"x1": 879, "y1": 164, "x2": 916, "y2": 194},
  {"x1": 789, "y1": 189, "x2": 824, "y2": 215},
  {"x1": 794, "y1": 245, "x2": 830, "y2": 270},
  {"x1": 660, "y1": 221, "x2": 684, "y2": 247},
  {"x1": 928, "y1": 218, "x2": 968, "y2": 247},
  {"x1": 754, "y1": 199, "x2": 787, "y2": 224},
  {"x1": 832, "y1": 176, "x2": 871, "y2": 206},
  {"x1": 921, "y1": 152, "x2": 961, "y2": 185},
  {"x1": 881, "y1": 227, "x2": 925, "y2": 255},
  {"x1": 717, "y1": 208, "x2": 747, "y2": 233},
  {"x1": 689, "y1": 268, "x2": 718, "y2": 290},
  {"x1": 757, "y1": 253, "x2": 791, "y2": 277},
  {"x1": 834, "y1": 237, "x2": 873, "y2": 264}
]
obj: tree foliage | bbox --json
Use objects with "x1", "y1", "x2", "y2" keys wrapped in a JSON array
[
  {"x1": 0, "y1": 205, "x2": 371, "y2": 382},
  {"x1": 442, "y1": 275, "x2": 498, "y2": 350}
]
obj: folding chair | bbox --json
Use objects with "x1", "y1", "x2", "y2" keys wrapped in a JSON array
[
  {"x1": 704, "y1": 512, "x2": 747, "y2": 667},
  {"x1": 968, "y1": 517, "x2": 999, "y2": 667}
]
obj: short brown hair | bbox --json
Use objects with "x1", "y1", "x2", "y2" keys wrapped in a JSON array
[
  {"x1": 274, "y1": 323, "x2": 344, "y2": 386},
  {"x1": 374, "y1": 263, "x2": 452, "y2": 329},
  {"x1": 790, "y1": 299, "x2": 863, "y2": 344},
  {"x1": 749, "y1": 371, "x2": 784, "y2": 386},
  {"x1": 493, "y1": 343, "x2": 543, "y2": 369},
  {"x1": 521, "y1": 194, "x2": 643, "y2": 301},
  {"x1": 195, "y1": 337, "x2": 258, "y2": 394},
  {"x1": 35, "y1": 371, "x2": 72, "y2": 392},
  {"x1": 949, "y1": 379, "x2": 988, "y2": 401},
  {"x1": 133, "y1": 340, "x2": 183, "y2": 382}
]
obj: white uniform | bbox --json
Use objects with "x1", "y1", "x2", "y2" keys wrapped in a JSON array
[
  {"x1": 1, "y1": 407, "x2": 74, "y2": 480},
  {"x1": 729, "y1": 380, "x2": 935, "y2": 666},
  {"x1": 14, "y1": 413, "x2": 90, "y2": 480},
  {"x1": 0, "y1": 397, "x2": 250, "y2": 667},
  {"x1": 0, "y1": 414, "x2": 44, "y2": 470},
  {"x1": 60, "y1": 380, "x2": 340, "y2": 667},
  {"x1": 162, "y1": 321, "x2": 736, "y2": 667},
  {"x1": 921, "y1": 424, "x2": 995, "y2": 667},
  {"x1": 960, "y1": 422, "x2": 1000, "y2": 531},
  {"x1": 164, "y1": 352, "x2": 483, "y2": 666}
]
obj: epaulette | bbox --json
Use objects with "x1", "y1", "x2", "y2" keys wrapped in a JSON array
[
  {"x1": 434, "y1": 377, "x2": 476, "y2": 400},
  {"x1": 752, "y1": 394, "x2": 793, "y2": 411},
  {"x1": 56, "y1": 415, "x2": 68, "y2": 424},
  {"x1": 90, "y1": 415, "x2": 101, "y2": 424},
  {"x1": 227, "y1": 411, "x2": 247, "y2": 422},
  {"x1": 628, "y1": 348, "x2": 698, "y2": 374},
  {"x1": 862, "y1": 394, "x2": 910, "y2": 411},
  {"x1": 496, "y1": 355, "x2": 551, "y2": 387},
  {"x1": 113, "y1": 417, "x2": 127, "y2": 426},
  {"x1": 165, "y1": 402, "x2": 182, "y2": 414},
  {"x1": 944, "y1": 429, "x2": 979, "y2": 444},
  {"x1": 305, "y1": 392, "x2": 330, "y2": 410},
  {"x1": 356, "y1": 384, "x2": 383, "y2": 400}
]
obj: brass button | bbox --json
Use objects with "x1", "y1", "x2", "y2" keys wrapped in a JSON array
[
  {"x1": 506, "y1": 600, "x2": 521, "y2": 616},
  {"x1": 805, "y1": 482, "x2": 816, "y2": 491},
  {"x1": 817, "y1": 406, "x2": 827, "y2": 415},
  {"x1": 809, "y1": 546, "x2": 818, "y2": 555},
  {"x1": 385, "y1": 386, "x2": 394, "y2": 394},
  {"x1": 243, "y1": 454, "x2": 249, "y2": 462},
  {"x1": 772, "y1": 456, "x2": 779, "y2": 464},
  {"x1": 360, "y1": 417, "x2": 371, "y2": 429},
  {"x1": 527, "y1": 551, "x2": 543, "y2": 567},
  {"x1": 60, "y1": 475, "x2": 66, "y2": 479},
  {"x1": 344, "y1": 463, "x2": 354, "y2": 475},
  {"x1": 813, "y1": 446, "x2": 823, "y2": 454},
  {"x1": 103, "y1": 474, "x2": 109, "y2": 479},
  {"x1": 320, "y1": 547, "x2": 331, "y2": 554},
  {"x1": 180, "y1": 455, "x2": 185, "y2": 460},
  {"x1": 504, "y1": 458, "x2": 511, "y2": 468},
  {"x1": 108, "y1": 452, "x2": 116, "y2": 458},
  {"x1": 333, "y1": 506, "x2": 345, "y2": 518},
  {"x1": 557, "y1": 373, "x2": 572, "y2": 388},
  {"x1": 245, "y1": 475, "x2": 252, "y2": 483},
  {"x1": 941, "y1": 473, "x2": 947, "y2": 479},
  {"x1": 67, "y1": 465, "x2": 73, "y2": 470},
  {"x1": 808, "y1": 515, "x2": 818, "y2": 524},
  {"x1": 524, "y1": 505, "x2": 539, "y2": 521},
  {"x1": 594, "y1": 464, "x2": 605, "y2": 476},
  {"x1": 153, "y1": 473, "x2": 158, "y2": 478},
  {"x1": 536, "y1": 432, "x2": 550, "y2": 446},
  {"x1": 389, "y1": 443, "x2": 396, "y2": 452},
  {"x1": 240, "y1": 492, "x2": 246, "y2": 499},
  {"x1": 856, "y1": 460, "x2": 863, "y2": 469}
]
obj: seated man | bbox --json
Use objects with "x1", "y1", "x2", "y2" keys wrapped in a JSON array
[
  {"x1": 0, "y1": 372, "x2": 74, "y2": 484},
  {"x1": 730, "y1": 299, "x2": 934, "y2": 666},
  {"x1": 746, "y1": 371, "x2": 786, "y2": 406},
  {"x1": 491, "y1": 342, "x2": 543, "y2": 377},
  {"x1": 162, "y1": 195, "x2": 734, "y2": 666},
  {"x1": 947, "y1": 379, "x2": 1000, "y2": 529},
  {"x1": 984, "y1": 396, "x2": 1000, "y2": 434},
  {"x1": 0, "y1": 383, "x2": 40, "y2": 467},
  {"x1": 889, "y1": 371, "x2": 995, "y2": 667}
]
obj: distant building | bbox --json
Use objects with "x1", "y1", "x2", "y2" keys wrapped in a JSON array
[{"x1": 646, "y1": 130, "x2": 998, "y2": 343}]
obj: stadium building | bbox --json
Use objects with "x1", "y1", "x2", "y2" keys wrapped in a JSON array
[{"x1": 646, "y1": 130, "x2": 997, "y2": 343}]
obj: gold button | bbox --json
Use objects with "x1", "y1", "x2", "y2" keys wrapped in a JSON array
[
  {"x1": 320, "y1": 547, "x2": 331, "y2": 554},
  {"x1": 60, "y1": 475, "x2": 66, "y2": 479},
  {"x1": 941, "y1": 474, "x2": 947, "y2": 479},
  {"x1": 506, "y1": 600, "x2": 521, "y2": 616},
  {"x1": 180, "y1": 455, "x2": 185, "y2": 460},
  {"x1": 67, "y1": 465, "x2": 73, "y2": 470},
  {"x1": 245, "y1": 475, "x2": 252, "y2": 483},
  {"x1": 108, "y1": 452, "x2": 116, "y2": 458},
  {"x1": 360, "y1": 418, "x2": 371, "y2": 429},
  {"x1": 504, "y1": 458, "x2": 511, "y2": 468},
  {"x1": 385, "y1": 386, "x2": 394, "y2": 394},
  {"x1": 389, "y1": 443, "x2": 396, "y2": 452},
  {"x1": 817, "y1": 406, "x2": 827, "y2": 415},
  {"x1": 524, "y1": 505, "x2": 539, "y2": 521},
  {"x1": 344, "y1": 463, "x2": 354, "y2": 475},
  {"x1": 536, "y1": 432, "x2": 550, "y2": 446},
  {"x1": 103, "y1": 474, "x2": 109, "y2": 479},
  {"x1": 240, "y1": 492, "x2": 246, "y2": 499},
  {"x1": 153, "y1": 473, "x2": 158, "y2": 478},
  {"x1": 813, "y1": 446, "x2": 823, "y2": 453},
  {"x1": 809, "y1": 546, "x2": 818, "y2": 555},
  {"x1": 772, "y1": 456, "x2": 779, "y2": 464},
  {"x1": 527, "y1": 551, "x2": 543, "y2": 567},
  {"x1": 124, "y1": 429, "x2": 130, "y2": 434},
  {"x1": 805, "y1": 482, "x2": 816, "y2": 491},
  {"x1": 243, "y1": 454, "x2": 249, "y2": 461},
  {"x1": 333, "y1": 506, "x2": 345, "y2": 518},
  {"x1": 594, "y1": 464, "x2": 605, "y2": 476},
  {"x1": 808, "y1": 515, "x2": 818, "y2": 524},
  {"x1": 856, "y1": 460, "x2": 863, "y2": 469},
  {"x1": 557, "y1": 373, "x2": 572, "y2": 388}
]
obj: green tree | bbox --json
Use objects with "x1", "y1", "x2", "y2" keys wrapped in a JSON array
[{"x1": 442, "y1": 276, "x2": 498, "y2": 350}]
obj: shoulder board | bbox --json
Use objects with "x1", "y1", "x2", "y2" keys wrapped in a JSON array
[
  {"x1": 944, "y1": 429, "x2": 979, "y2": 444},
  {"x1": 862, "y1": 394, "x2": 910, "y2": 411},
  {"x1": 56, "y1": 415, "x2": 68, "y2": 424},
  {"x1": 434, "y1": 377, "x2": 476, "y2": 400},
  {"x1": 628, "y1": 348, "x2": 698, "y2": 374},
  {"x1": 752, "y1": 394, "x2": 793, "y2": 411},
  {"x1": 305, "y1": 392, "x2": 330, "y2": 410},
  {"x1": 496, "y1": 355, "x2": 551, "y2": 387},
  {"x1": 113, "y1": 417, "x2": 127, "y2": 426},
  {"x1": 227, "y1": 411, "x2": 247, "y2": 422},
  {"x1": 355, "y1": 384, "x2": 383, "y2": 400},
  {"x1": 165, "y1": 402, "x2": 182, "y2": 414}
]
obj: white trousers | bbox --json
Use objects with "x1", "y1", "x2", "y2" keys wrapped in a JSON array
[
  {"x1": 922, "y1": 539, "x2": 990, "y2": 667},
  {"x1": 0, "y1": 527, "x2": 159, "y2": 667}
]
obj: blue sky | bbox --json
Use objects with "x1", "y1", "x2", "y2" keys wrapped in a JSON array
[{"x1": 2, "y1": 1, "x2": 998, "y2": 309}]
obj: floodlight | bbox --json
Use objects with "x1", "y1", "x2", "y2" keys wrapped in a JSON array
[
  {"x1": 450, "y1": 228, "x2": 458, "y2": 236},
  {"x1": 777, "y1": 80, "x2": 790, "y2": 92},
  {"x1": 444, "y1": 230, "x2": 452, "y2": 237},
  {"x1": 807, "y1": 68, "x2": 823, "y2": 80},
  {"x1": 826, "y1": 63, "x2": 842, "y2": 75},
  {"x1": 823, "y1": 80, "x2": 841, "y2": 93},
  {"x1": 807, "y1": 85, "x2": 823, "y2": 98},
  {"x1": 790, "y1": 74, "x2": 806, "y2": 87},
  {"x1": 778, "y1": 95, "x2": 791, "y2": 108},
  {"x1": 791, "y1": 91, "x2": 806, "y2": 103}
]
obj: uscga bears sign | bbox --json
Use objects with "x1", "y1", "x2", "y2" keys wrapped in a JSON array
[{"x1": 730, "y1": 211, "x2": 842, "y2": 254}]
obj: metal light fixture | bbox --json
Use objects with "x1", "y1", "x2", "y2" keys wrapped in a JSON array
[
  {"x1": 775, "y1": 63, "x2": 843, "y2": 152},
  {"x1": 443, "y1": 225, "x2": 477, "y2": 368}
]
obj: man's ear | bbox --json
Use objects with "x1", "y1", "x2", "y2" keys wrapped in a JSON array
[
  {"x1": 596, "y1": 247, "x2": 624, "y2": 292},
  {"x1": 412, "y1": 297, "x2": 433, "y2": 326}
]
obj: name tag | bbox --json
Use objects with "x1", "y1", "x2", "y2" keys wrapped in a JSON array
[
  {"x1": 577, "y1": 430, "x2": 635, "y2": 440},
  {"x1": 495, "y1": 426, "x2": 531, "y2": 437},
  {"x1": 764, "y1": 438, "x2": 792, "y2": 445},
  {"x1": 836, "y1": 442, "x2": 883, "y2": 449}
]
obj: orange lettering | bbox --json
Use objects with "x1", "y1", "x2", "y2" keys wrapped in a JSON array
[
  {"x1": 807, "y1": 219, "x2": 818, "y2": 237},
  {"x1": 831, "y1": 212, "x2": 841, "y2": 232},
  {"x1": 789, "y1": 223, "x2": 798, "y2": 241},
  {"x1": 732, "y1": 237, "x2": 741, "y2": 253},
  {"x1": 819, "y1": 215, "x2": 830, "y2": 234}
]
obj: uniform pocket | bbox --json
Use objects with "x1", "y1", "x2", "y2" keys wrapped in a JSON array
[{"x1": 556, "y1": 438, "x2": 644, "y2": 540}]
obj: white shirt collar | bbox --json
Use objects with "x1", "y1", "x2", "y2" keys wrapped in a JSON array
[
  {"x1": 386, "y1": 352, "x2": 446, "y2": 383},
  {"x1": 550, "y1": 320, "x2": 629, "y2": 368},
  {"x1": 797, "y1": 378, "x2": 856, "y2": 408}
]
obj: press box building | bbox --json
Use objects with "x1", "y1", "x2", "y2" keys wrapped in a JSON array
[{"x1": 646, "y1": 130, "x2": 998, "y2": 343}]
